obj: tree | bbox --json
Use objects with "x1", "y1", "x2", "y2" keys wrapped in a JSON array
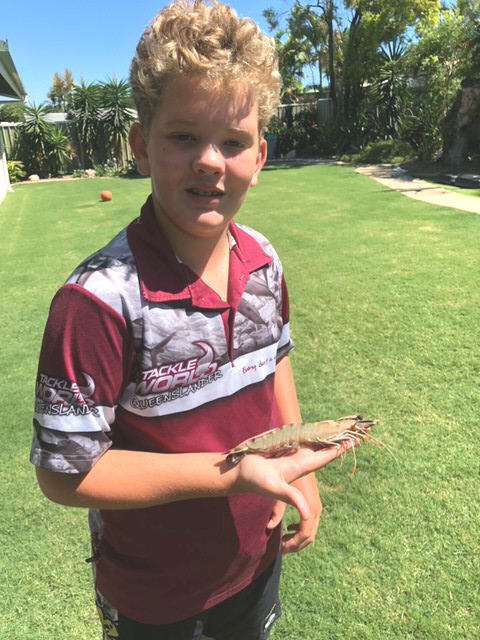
[
  {"x1": 14, "y1": 103, "x2": 72, "y2": 177},
  {"x1": 98, "y1": 78, "x2": 135, "y2": 166},
  {"x1": 263, "y1": 8, "x2": 306, "y2": 103},
  {"x1": 46, "y1": 126, "x2": 72, "y2": 176},
  {"x1": 340, "y1": 0, "x2": 441, "y2": 121},
  {"x1": 264, "y1": 1, "x2": 339, "y2": 112},
  {"x1": 403, "y1": 5, "x2": 480, "y2": 162},
  {"x1": 287, "y1": 1, "x2": 329, "y2": 90},
  {"x1": 68, "y1": 82, "x2": 101, "y2": 168},
  {"x1": 47, "y1": 69, "x2": 74, "y2": 111},
  {"x1": 16, "y1": 103, "x2": 53, "y2": 176},
  {"x1": 370, "y1": 38, "x2": 409, "y2": 138},
  {"x1": 0, "y1": 102, "x2": 25, "y2": 122}
]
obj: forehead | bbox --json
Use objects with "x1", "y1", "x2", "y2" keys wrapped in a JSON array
[{"x1": 152, "y1": 75, "x2": 260, "y2": 130}]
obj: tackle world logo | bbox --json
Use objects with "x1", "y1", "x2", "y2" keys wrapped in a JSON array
[
  {"x1": 132, "y1": 341, "x2": 222, "y2": 409},
  {"x1": 35, "y1": 371, "x2": 99, "y2": 416}
]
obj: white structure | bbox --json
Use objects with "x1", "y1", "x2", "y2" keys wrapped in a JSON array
[
  {"x1": 0, "y1": 132, "x2": 10, "y2": 202},
  {"x1": 0, "y1": 40, "x2": 26, "y2": 204}
]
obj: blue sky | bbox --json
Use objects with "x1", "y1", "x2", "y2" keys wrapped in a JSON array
[{"x1": 2, "y1": 0, "x2": 292, "y2": 105}]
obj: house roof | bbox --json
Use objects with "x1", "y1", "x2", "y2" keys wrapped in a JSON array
[{"x1": 0, "y1": 40, "x2": 26, "y2": 101}]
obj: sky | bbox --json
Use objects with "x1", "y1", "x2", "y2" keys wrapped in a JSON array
[{"x1": 2, "y1": 0, "x2": 293, "y2": 105}]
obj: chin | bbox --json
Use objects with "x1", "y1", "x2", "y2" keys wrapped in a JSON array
[{"x1": 192, "y1": 210, "x2": 230, "y2": 229}]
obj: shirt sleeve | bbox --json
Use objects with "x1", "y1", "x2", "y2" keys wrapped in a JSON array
[
  {"x1": 277, "y1": 274, "x2": 294, "y2": 361},
  {"x1": 30, "y1": 284, "x2": 135, "y2": 474}
]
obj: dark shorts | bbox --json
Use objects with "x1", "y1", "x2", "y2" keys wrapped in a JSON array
[{"x1": 96, "y1": 551, "x2": 282, "y2": 640}]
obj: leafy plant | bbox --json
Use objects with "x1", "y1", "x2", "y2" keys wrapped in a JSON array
[
  {"x1": 15, "y1": 103, "x2": 54, "y2": 176},
  {"x1": 46, "y1": 127, "x2": 72, "y2": 175},
  {"x1": 68, "y1": 82, "x2": 101, "y2": 169},
  {"x1": 0, "y1": 102, "x2": 25, "y2": 122},
  {"x1": 98, "y1": 78, "x2": 135, "y2": 166},
  {"x1": 7, "y1": 160, "x2": 26, "y2": 182},
  {"x1": 12, "y1": 104, "x2": 73, "y2": 177},
  {"x1": 93, "y1": 161, "x2": 122, "y2": 177},
  {"x1": 338, "y1": 138, "x2": 415, "y2": 163}
]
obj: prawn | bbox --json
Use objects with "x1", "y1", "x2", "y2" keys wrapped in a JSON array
[{"x1": 225, "y1": 415, "x2": 375, "y2": 465}]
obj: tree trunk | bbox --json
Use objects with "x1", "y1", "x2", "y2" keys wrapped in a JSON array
[
  {"x1": 343, "y1": 9, "x2": 362, "y2": 121},
  {"x1": 326, "y1": 1, "x2": 337, "y2": 116}
]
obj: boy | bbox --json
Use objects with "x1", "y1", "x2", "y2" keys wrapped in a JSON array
[{"x1": 31, "y1": 2, "x2": 354, "y2": 638}]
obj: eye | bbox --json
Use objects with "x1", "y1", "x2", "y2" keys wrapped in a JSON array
[
  {"x1": 224, "y1": 139, "x2": 246, "y2": 149},
  {"x1": 169, "y1": 133, "x2": 195, "y2": 142}
]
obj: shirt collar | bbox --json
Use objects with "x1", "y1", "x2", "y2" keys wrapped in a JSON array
[{"x1": 127, "y1": 195, "x2": 272, "y2": 308}]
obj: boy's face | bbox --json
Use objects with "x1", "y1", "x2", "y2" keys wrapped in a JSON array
[{"x1": 130, "y1": 76, "x2": 267, "y2": 242}]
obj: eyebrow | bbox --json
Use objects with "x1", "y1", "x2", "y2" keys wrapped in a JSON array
[{"x1": 164, "y1": 120, "x2": 252, "y2": 136}]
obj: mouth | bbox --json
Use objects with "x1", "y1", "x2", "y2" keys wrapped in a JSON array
[{"x1": 187, "y1": 187, "x2": 224, "y2": 198}]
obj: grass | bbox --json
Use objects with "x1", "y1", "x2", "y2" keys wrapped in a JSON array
[{"x1": 1, "y1": 168, "x2": 479, "y2": 639}]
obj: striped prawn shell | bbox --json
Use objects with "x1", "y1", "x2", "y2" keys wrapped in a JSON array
[{"x1": 225, "y1": 415, "x2": 375, "y2": 463}]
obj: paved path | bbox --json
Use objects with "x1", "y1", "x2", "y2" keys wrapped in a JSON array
[{"x1": 355, "y1": 164, "x2": 480, "y2": 214}]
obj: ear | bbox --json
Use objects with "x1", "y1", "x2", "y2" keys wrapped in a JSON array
[
  {"x1": 128, "y1": 123, "x2": 151, "y2": 177},
  {"x1": 250, "y1": 137, "x2": 268, "y2": 187}
]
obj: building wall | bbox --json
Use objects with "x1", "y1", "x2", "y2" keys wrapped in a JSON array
[{"x1": 0, "y1": 131, "x2": 11, "y2": 204}]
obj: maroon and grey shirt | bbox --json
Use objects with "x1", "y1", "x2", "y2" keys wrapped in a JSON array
[{"x1": 31, "y1": 195, "x2": 293, "y2": 624}]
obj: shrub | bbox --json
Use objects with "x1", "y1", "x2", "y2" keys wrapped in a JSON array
[
  {"x1": 265, "y1": 108, "x2": 335, "y2": 158},
  {"x1": 120, "y1": 159, "x2": 140, "y2": 177},
  {"x1": 93, "y1": 161, "x2": 122, "y2": 177},
  {"x1": 7, "y1": 160, "x2": 27, "y2": 183},
  {"x1": 14, "y1": 104, "x2": 73, "y2": 177},
  {"x1": 338, "y1": 139, "x2": 415, "y2": 164}
]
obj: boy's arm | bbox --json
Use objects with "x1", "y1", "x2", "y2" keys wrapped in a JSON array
[
  {"x1": 36, "y1": 438, "x2": 346, "y2": 518},
  {"x1": 268, "y1": 356, "x2": 322, "y2": 554}
]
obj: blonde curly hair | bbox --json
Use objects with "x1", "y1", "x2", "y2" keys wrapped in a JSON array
[{"x1": 130, "y1": 0, "x2": 280, "y2": 133}]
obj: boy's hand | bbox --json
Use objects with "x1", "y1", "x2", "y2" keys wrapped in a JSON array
[
  {"x1": 266, "y1": 473, "x2": 322, "y2": 554},
  {"x1": 281, "y1": 474, "x2": 322, "y2": 553},
  {"x1": 233, "y1": 440, "x2": 353, "y2": 524}
]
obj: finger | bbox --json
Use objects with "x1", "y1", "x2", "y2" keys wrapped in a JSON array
[
  {"x1": 292, "y1": 441, "x2": 354, "y2": 476},
  {"x1": 281, "y1": 524, "x2": 313, "y2": 554},
  {"x1": 267, "y1": 500, "x2": 287, "y2": 530},
  {"x1": 278, "y1": 483, "x2": 311, "y2": 522}
]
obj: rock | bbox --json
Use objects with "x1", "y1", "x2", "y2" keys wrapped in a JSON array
[
  {"x1": 28, "y1": 174, "x2": 40, "y2": 182},
  {"x1": 85, "y1": 169, "x2": 96, "y2": 178}
]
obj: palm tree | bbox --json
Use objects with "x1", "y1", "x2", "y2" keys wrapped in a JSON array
[
  {"x1": 371, "y1": 38, "x2": 408, "y2": 137},
  {"x1": 288, "y1": 1, "x2": 329, "y2": 92},
  {"x1": 99, "y1": 78, "x2": 135, "y2": 166},
  {"x1": 16, "y1": 103, "x2": 54, "y2": 176},
  {"x1": 69, "y1": 82, "x2": 101, "y2": 168},
  {"x1": 14, "y1": 103, "x2": 72, "y2": 177},
  {"x1": 47, "y1": 127, "x2": 72, "y2": 175}
]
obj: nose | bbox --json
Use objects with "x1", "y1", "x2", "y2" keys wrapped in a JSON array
[{"x1": 192, "y1": 143, "x2": 224, "y2": 176}]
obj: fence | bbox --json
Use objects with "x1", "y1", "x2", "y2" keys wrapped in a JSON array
[
  {"x1": 0, "y1": 122, "x2": 18, "y2": 159},
  {"x1": 0, "y1": 120, "x2": 134, "y2": 170},
  {"x1": 274, "y1": 98, "x2": 334, "y2": 125}
]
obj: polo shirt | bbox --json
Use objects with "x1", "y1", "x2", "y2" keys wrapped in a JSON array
[{"x1": 31, "y1": 195, "x2": 293, "y2": 624}]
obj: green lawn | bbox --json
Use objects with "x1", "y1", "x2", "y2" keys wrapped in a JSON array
[{"x1": 1, "y1": 167, "x2": 479, "y2": 639}]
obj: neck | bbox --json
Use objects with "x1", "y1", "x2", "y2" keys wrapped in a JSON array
[{"x1": 152, "y1": 204, "x2": 231, "y2": 301}]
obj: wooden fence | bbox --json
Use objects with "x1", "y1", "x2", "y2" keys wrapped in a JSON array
[
  {"x1": 274, "y1": 98, "x2": 334, "y2": 124},
  {"x1": 0, "y1": 122, "x2": 18, "y2": 159},
  {"x1": 0, "y1": 120, "x2": 134, "y2": 169}
]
